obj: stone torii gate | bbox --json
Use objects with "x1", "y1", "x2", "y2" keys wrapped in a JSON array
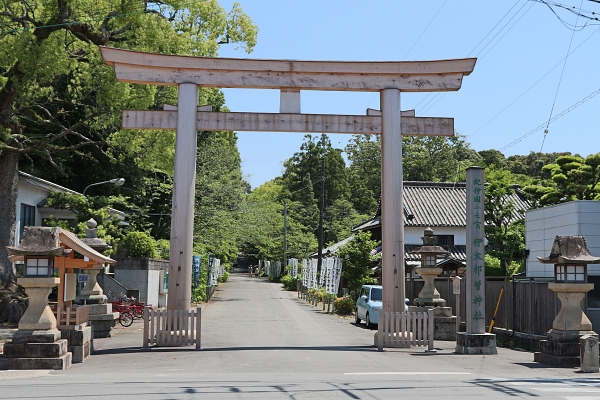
[{"x1": 100, "y1": 47, "x2": 476, "y2": 315}]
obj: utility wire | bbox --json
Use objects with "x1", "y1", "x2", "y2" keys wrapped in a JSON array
[
  {"x1": 415, "y1": 1, "x2": 531, "y2": 114},
  {"x1": 402, "y1": 0, "x2": 448, "y2": 60},
  {"x1": 467, "y1": 26, "x2": 599, "y2": 140},
  {"x1": 540, "y1": 0, "x2": 584, "y2": 154},
  {"x1": 499, "y1": 87, "x2": 600, "y2": 151}
]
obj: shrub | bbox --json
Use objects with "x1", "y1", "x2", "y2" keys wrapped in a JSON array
[
  {"x1": 218, "y1": 271, "x2": 230, "y2": 283},
  {"x1": 120, "y1": 231, "x2": 158, "y2": 258},
  {"x1": 334, "y1": 295, "x2": 355, "y2": 315},
  {"x1": 281, "y1": 275, "x2": 298, "y2": 291}
]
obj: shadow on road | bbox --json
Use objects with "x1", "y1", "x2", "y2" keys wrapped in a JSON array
[{"x1": 92, "y1": 344, "x2": 376, "y2": 356}]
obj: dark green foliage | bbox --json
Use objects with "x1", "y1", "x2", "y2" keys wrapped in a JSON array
[
  {"x1": 281, "y1": 274, "x2": 298, "y2": 291},
  {"x1": 120, "y1": 232, "x2": 158, "y2": 258},
  {"x1": 484, "y1": 168, "x2": 526, "y2": 272},
  {"x1": 336, "y1": 231, "x2": 380, "y2": 295},
  {"x1": 334, "y1": 296, "x2": 355, "y2": 315}
]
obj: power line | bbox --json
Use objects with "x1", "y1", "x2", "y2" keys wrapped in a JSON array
[
  {"x1": 467, "y1": 26, "x2": 600, "y2": 140},
  {"x1": 499, "y1": 87, "x2": 600, "y2": 151},
  {"x1": 414, "y1": 1, "x2": 531, "y2": 114},
  {"x1": 540, "y1": 0, "x2": 584, "y2": 154},
  {"x1": 402, "y1": 0, "x2": 448, "y2": 60}
]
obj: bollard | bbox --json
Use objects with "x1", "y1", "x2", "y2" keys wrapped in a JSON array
[{"x1": 580, "y1": 334, "x2": 599, "y2": 373}]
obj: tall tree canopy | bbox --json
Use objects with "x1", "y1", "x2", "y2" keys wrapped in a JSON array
[{"x1": 0, "y1": 0, "x2": 258, "y2": 288}]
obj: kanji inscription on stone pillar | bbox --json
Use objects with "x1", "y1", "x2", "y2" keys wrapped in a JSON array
[{"x1": 466, "y1": 166, "x2": 485, "y2": 334}]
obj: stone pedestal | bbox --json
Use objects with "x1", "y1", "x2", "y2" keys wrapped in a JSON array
[
  {"x1": 87, "y1": 303, "x2": 118, "y2": 338},
  {"x1": 580, "y1": 334, "x2": 599, "y2": 373},
  {"x1": 61, "y1": 326, "x2": 92, "y2": 363},
  {"x1": 17, "y1": 278, "x2": 59, "y2": 331},
  {"x1": 409, "y1": 306, "x2": 457, "y2": 340},
  {"x1": 0, "y1": 329, "x2": 72, "y2": 370},
  {"x1": 455, "y1": 332, "x2": 498, "y2": 354},
  {"x1": 414, "y1": 267, "x2": 446, "y2": 307},
  {"x1": 534, "y1": 283, "x2": 595, "y2": 367},
  {"x1": 76, "y1": 265, "x2": 107, "y2": 305},
  {"x1": 0, "y1": 278, "x2": 72, "y2": 370},
  {"x1": 534, "y1": 330, "x2": 597, "y2": 367}
]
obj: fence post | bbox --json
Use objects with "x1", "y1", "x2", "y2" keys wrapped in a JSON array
[
  {"x1": 426, "y1": 308, "x2": 436, "y2": 353},
  {"x1": 143, "y1": 306, "x2": 150, "y2": 349},
  {"x1": 196, "y1": 307, "x2": 202, "y2": 350}
]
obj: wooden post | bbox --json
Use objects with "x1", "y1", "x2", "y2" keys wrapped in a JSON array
[
  {"x1": 143, "y1": 306, "x2": 149, "y2": 348},
  {"x1": 196, "y1": 307, "x2": 202, "y2": 350},
  {"x1": 167, "y1": 83, "x2": 199, "y2": 312},
  {"x1": 380, "y1": 88, "x2": 404, "y2": 313}
]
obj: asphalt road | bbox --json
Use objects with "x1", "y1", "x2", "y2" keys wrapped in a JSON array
[{"x1": 1, "y1": 270, "x2": 599, "y2": 399}]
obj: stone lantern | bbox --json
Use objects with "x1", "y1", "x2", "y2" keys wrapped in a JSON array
[
  {"x1": 408, "y1": 227, "x2": 457, "y2": 340},
  {"x1": 1, "y1": 227, "x2": 72, "y2": 370},
  {"x1": 77, "y1": 218, "x2": 110, "y2": 305},
  {"x1": 409, "y1": 227, "x2": 449, "y2": 307},
  {"x1": 534, "y1": 235, "x2": 599, "y2": 367}
]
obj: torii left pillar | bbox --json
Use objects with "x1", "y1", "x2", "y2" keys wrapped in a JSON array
[{"x1": 167, "y1": 83, "x2": 199, "y2": 311}]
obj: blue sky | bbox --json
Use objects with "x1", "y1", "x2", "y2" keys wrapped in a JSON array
[{"x1": 215, "y1": 1, "x2": 600, "y2": 189}]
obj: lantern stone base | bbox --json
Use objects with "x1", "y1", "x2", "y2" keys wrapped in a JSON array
[
  {"x1": 0, "y1": 329, "x2": 72, "y2": 370},
  {"x1": 61, "y1": 326, "x2": 92, "y2": 363},
  {"x1": 86, "y1": 304, "x2": 118, "y2": 338},
  {"x1": 409, "y1": 306, "x2": 457, "y2": 340},
  {"x1": 534, "y1": 329, "x2": 597, "y2": 368},
  {"x1": 455, "y1": 332, "x2": 497, "y2": 354}
]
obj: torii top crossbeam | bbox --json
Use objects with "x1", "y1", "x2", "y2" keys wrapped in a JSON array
[{"x1": 100, "y1": 47, "x2": 475, "y2": 92}]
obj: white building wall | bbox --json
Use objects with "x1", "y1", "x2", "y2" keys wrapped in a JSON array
[
  {"x1": 526, "y1": 201, "x2": 600, "y2": 278},
  {"x1": 405, "y1": 226, "x2": 466, "y2": 245}
]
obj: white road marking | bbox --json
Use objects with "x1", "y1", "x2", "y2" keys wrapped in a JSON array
[
  {"x1": 564, "y1": 397, "x2": 600, "y2": 400},
  {"x1": 535, "y1": 388, "x2": 600, "y2": 393},
  {"x1": 344, "y1": 372, "x2": 472, "y2": 376}
]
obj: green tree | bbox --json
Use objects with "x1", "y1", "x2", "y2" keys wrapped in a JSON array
[
  {"x1": 403, "y1": 134, "x2": 483, "y2": 181},
  {"x1": 478, "y1": 149, "x2": 506, "y2": 169},
  {"x1": 504, "y1": 151, "x2": 574, "y2": 179},
  {"x1": 193, "y1": 131, "x2": 247, "y2": 264},
  {"x1": 345, "y1": 135, "x2": 381, "y2": 214},
  {"x1": 484, "y1": 168, "x2": 526, "y2": 273},
  {"x1": 336, "y1": 230, "x2": 380, "y2": 299},
  {"x1": 0, "y1": 0, "x2": 258, "y2": 288},
  {"x1": 542, "y1": 154, "x2": 600, "y2": 204}
]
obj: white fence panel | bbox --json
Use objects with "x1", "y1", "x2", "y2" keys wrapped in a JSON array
[
  {"x1": 378, "y1": 309, "x2": 434, "y2": 351},
  {"x1": 143, "y1": 306, "x2": 201, "y2": 349}
]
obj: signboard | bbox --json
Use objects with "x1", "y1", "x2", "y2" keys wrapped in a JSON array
[
  {"x1": 207, "y1": 255, "x2": 215, "y2": 287},
  {"x1": 78, "y1": 274, "x2": 88, "y2": 283},
  {"x1": 466, "y1": 167, "x2": 486, "y2": 334},
  {"x1": 192, "y1": 255, "x2": 201, "y2": 288}
]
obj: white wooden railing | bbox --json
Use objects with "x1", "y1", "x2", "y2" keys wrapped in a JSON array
[
  {"x1": 143, "y1": 306, "x2": 201, "y2": 349},
  {"x1": 378, "y1": 309, "x2": 434, "y2": 351}
]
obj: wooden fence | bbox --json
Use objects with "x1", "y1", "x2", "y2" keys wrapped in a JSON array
[
  {"x1": 378, "y1": 309, "x2": 434, "y2": 351},
  {"x1": 50, "y1": 303, "x2": 89, "y2": 330},
  {"x1": 143, "y1": 306, "x2": 201, "y2": 349},
  {"x1": 407, "y1": 277, "x2": 562, "y2": 336}
]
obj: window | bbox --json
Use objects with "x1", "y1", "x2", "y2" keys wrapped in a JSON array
[
  {"x1": 555, "y1": 265, "x2": 586, "y2": 283},
  {"x1": 588, "y1": 276, "x2": 600, "y2": 309},
  {"x1": 20, "y1": 204, "x2": 36, "y2": 240},
  {"x1": 425, "y1": 255, "x2": 436, "y2": 266},
  {"x1": 370, "y1": 288, "x2": 382, "y2": 301},
  {"x1": 436, "y1": 235, "x2": 454, "y2": 247},
  {"x1": 24, "y1": 257, "x2": 53, "y2": 277}
]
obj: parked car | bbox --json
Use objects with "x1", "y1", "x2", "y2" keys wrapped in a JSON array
[{"x1": 355, "y1": 285, "x2": 409, "y2": 329}]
